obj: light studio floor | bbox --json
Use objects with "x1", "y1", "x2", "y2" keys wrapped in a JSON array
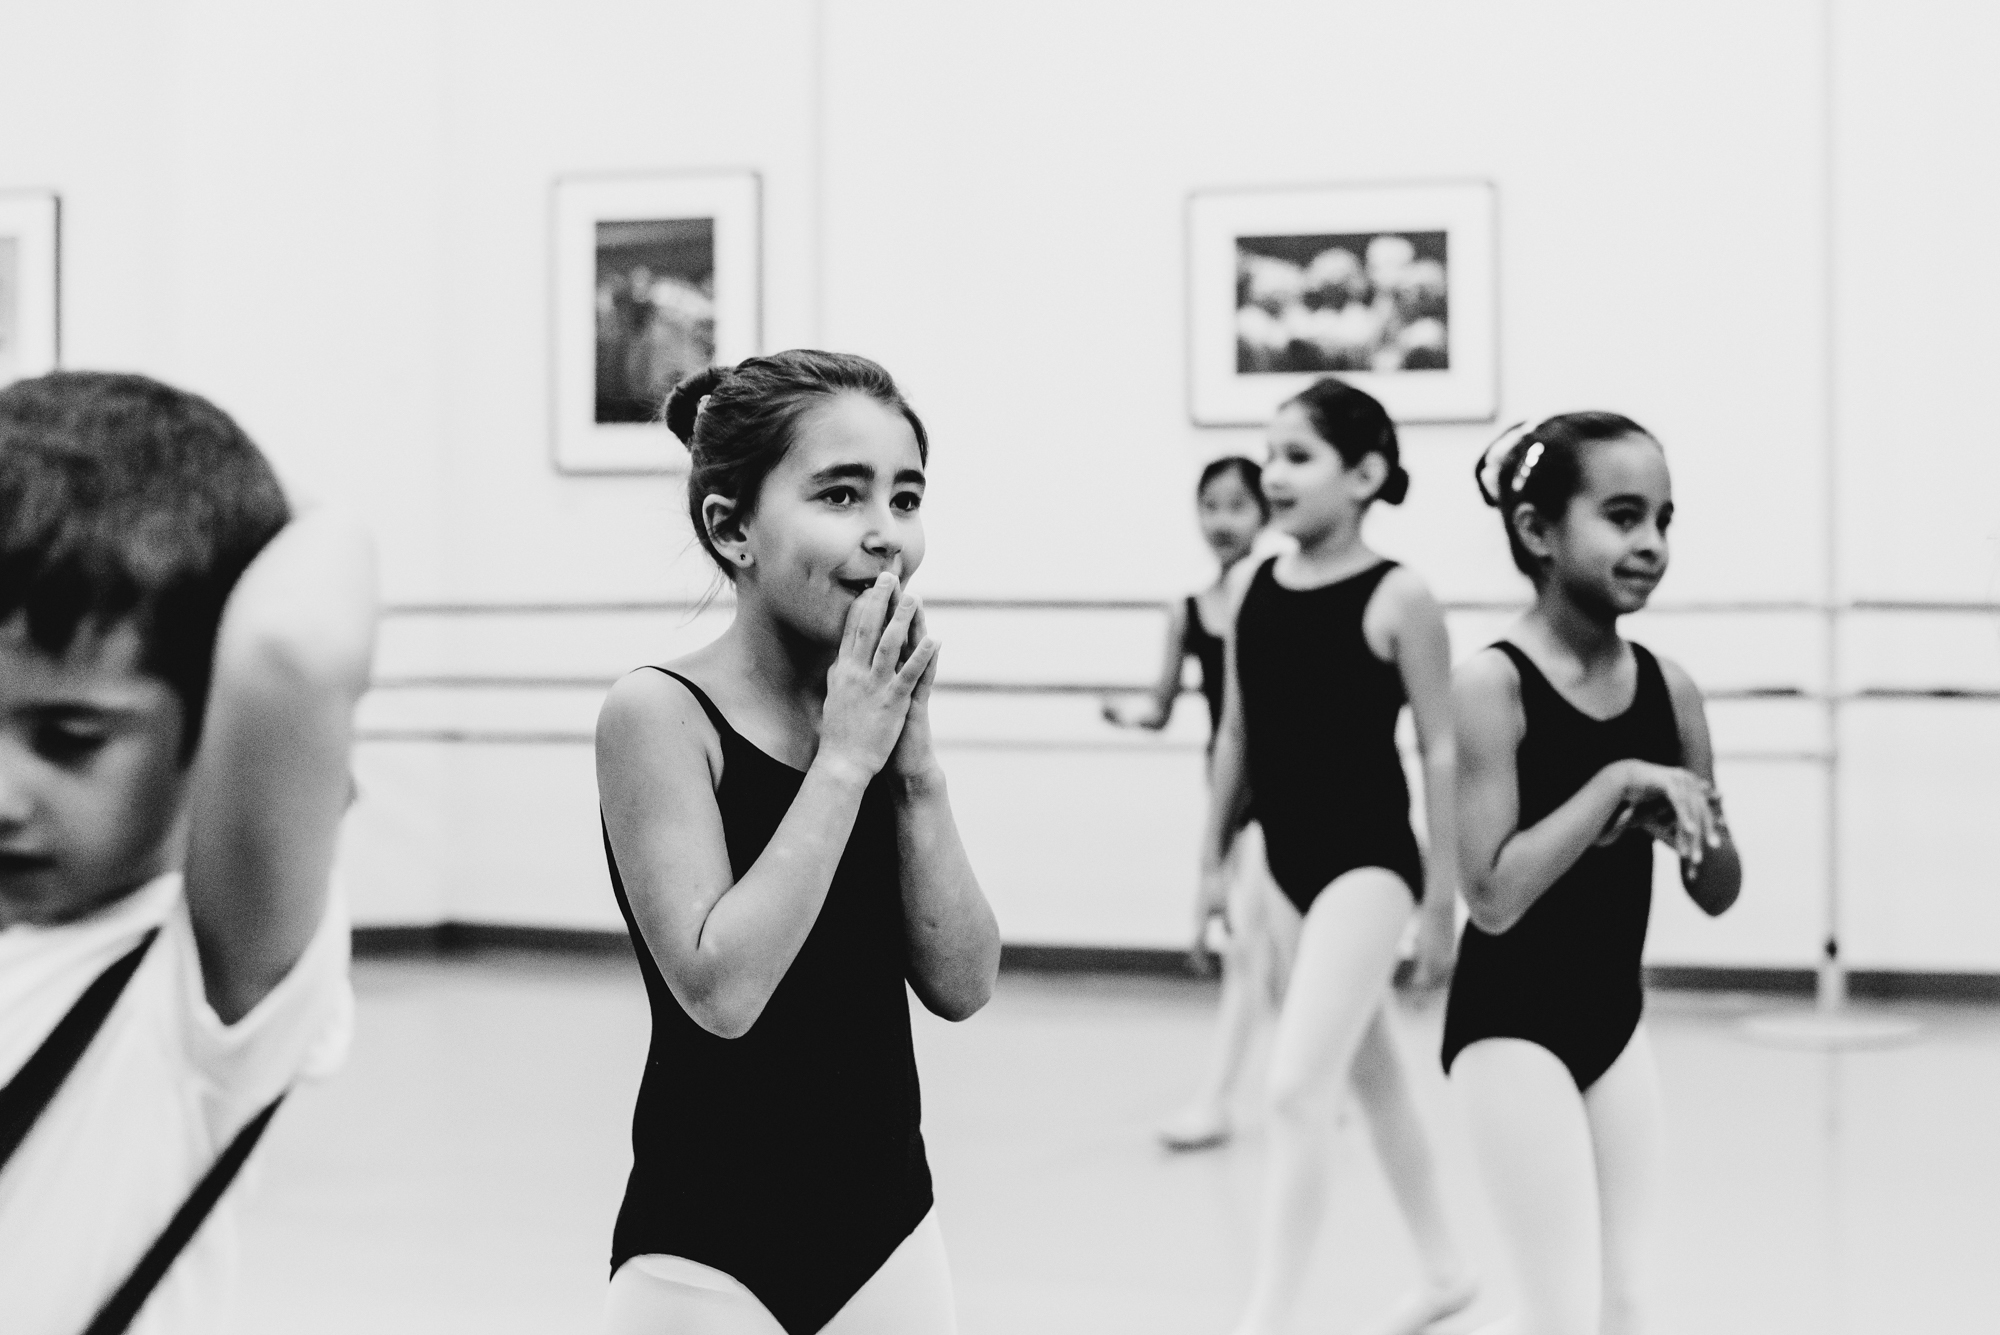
[{"x1": 233, "y1": 950, "x2": 1998, "y2": 1333}]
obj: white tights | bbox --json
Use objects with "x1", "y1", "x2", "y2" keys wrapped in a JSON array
[
  {"x1": 1452, "y1": 1028, "x2": 1664, "y2": 1335},
  {"x1": 1182, "y1": 824, "x2": 1290, "y2": 1115},
  {"x1": 1231, "y1": 869, "x2": 1473, "y2": 1335},
  {"x1": 603, "y1": 1209, "x2": 956, "y2": 1335}
]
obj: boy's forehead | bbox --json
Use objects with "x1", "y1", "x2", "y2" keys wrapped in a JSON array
[{"x1": 0, "y1": 613, "x2": 158, "y2": 701}]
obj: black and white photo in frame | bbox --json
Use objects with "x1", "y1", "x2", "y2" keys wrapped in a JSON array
[
  {"x1": 552, "y1": 171, "x2": 760, "y2": 473},
  {"x1": 1188, "y1": 181, "x2": 1496, "y2": 426},
  {"x1": 0, "y1": 191, "x2": 60, "y2": 389}
]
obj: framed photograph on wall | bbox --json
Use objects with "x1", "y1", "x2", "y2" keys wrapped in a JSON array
[
  {"x1": 552, "y1": 171, "x2": 760, "y2": 473},
  {"x1": 0, "y1": 191, "x2": 60, "y2": 390},
  {"x1": 1187, "y1": 181, "x2": 1496, "y2": 426}
]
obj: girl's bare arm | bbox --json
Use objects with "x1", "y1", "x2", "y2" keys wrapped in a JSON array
[
  {"x1": 1382, "y1": 572, "x2": 1459, "y2": 977},
  {"x1": 1660, "y1": 656, "x2": 1742, "y2": 916},
  {"x1": 1454, "y1": 651, "x2": 1634, "y2": 934}
]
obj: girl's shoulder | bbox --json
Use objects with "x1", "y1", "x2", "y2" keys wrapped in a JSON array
[
  {"x1": 1457, "y1": 641, "x2": 1527, "y2": 695},
  {"x1": 597, "y1": 658, "x2": 728, "y2": 762},
  {"x1": 1369, "y1": 560, "x2": 1437, "y2": 613},
  {"x1": 1643, "y1": 646, "x2": 1705, "y2": 715},
  {"x1": 1452, "y1": 644, "x2": 1529, "y2": 747}
]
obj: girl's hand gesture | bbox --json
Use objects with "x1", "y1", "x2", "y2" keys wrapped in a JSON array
[
  {"x1": 817, "y1": 574, "x2": 938, "y2": 785},
  {"x1": 1610, "y1": 760, "x2": 1723, "y2": 871},
  {"x1": 887, "y1": 591, "x2": 944, "y2": 783}
]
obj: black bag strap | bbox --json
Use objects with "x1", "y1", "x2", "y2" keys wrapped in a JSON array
[
  {"x1": 0, "y1": 928, "x2": 159, "y2": 1173},
  {"x1": 0, "y1": 925, "x2": 291, "y2": 1335},
  {"x1": 82, "y1": 1093, "x2": 286, "y2": 1335}
]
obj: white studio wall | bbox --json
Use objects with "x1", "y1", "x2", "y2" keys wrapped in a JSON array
[{"x1": 4, "y1": 0, "x2": 1995, "y2": 971}]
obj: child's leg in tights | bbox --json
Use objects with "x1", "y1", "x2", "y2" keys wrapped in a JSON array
[
  {"x1": 1162, "y1": 825, "x2": 1279, "y2": 1147},
  {"x1": 1452, "y1": 1038, "x2": 1602, "y2": 1335},
  {"x1": 604, "y1": 1212, "x2": 956, "y2": 1335},
  {"x1": 1229, "y1": 868, "x2": 1413, "y2": 1335},
  {"x1": 1585, "y1": 1028, "x2": 1664, "y2": 1335},
  {"x1": 604, "y1": 1257, "x2": 784, "y2": 1335},
  {"x1": 823, "y1": 1210, "x2": 959, "y2": 1335},
  {"x1": 1348, "y1": 1010, "x2": 1478, "y2": 1333}
]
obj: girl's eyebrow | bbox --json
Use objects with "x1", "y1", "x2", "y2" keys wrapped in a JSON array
[{"x1": 806, "y1": 462, "x2": 874, "y2": 485}]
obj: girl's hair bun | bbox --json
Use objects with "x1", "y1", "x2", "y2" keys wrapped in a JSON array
[
  {"x1": 1379, "y1": 463, "x2": 1410, "y2": 506},
  {"x1": 662, "y1": 365, "x2": 731, "y2": 445}
]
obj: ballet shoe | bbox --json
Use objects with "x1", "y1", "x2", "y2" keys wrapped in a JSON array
[
  {"x1": 1355, "y1": 1274, "x2": 1479, "y2": 1335},
  {"x1": 1156, "y1": 1103, "x2": 1232, "y2": 1152}
]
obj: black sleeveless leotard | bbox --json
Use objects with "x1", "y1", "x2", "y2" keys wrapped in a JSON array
[
  {"x1": 603, "y1": 669, "x2": 932, "y2": 1335},
  {"x1": 1182, "y1": 593, "x2": 1227, "y2": 737},
  {"x1": 1235, "y1": 556, "x2": 1425, "y2": 913},
  {"x1": 1441, "y1": 642, "x2": 1683, "y2": 1092}
]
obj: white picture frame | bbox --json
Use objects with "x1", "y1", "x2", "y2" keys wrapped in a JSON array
[
  {"x1": 552, "y1": 171, "x2": 760, "y2": 474},
  {"x1": 1187, "y1": 181, "x2": 1497, "y2": 426},
  {"x1": 0, "y1": 191, "x2": 60, "y2": 389}
]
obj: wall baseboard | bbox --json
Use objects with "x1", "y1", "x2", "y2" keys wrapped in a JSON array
[
  {"x1": 352, "y1": 923, "x2": 630, "y2": 956},
  {"x1": 350, "y1": 927, "x2": 2000, "y2": 999}
]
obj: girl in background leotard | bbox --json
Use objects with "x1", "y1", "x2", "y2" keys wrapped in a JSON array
[
  {"x1": 1203, "y1": 378, "x2": 1472, "y2": 1335},
  {"x1": 597, "y1": 351, "x2": 1001, "y2": 1335},
  {"x1": 1104, "y1": 457, "x2": 1288, "y2": 1150},
  {"x1": 1447, "y1": 414, "x2": 1742, "y2": 1335}
]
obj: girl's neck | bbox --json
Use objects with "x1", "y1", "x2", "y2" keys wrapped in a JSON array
[
  {"x1": 1527, "y1": 585, "x2": 1624, "y2": 670},
  {"x1": 1210, "y1": 549, "x2": 1250, "y2": 589},
  {"x1": 720, "y1": 592, "x2": 835, "y2": 711},
  {"x1": 1288, "y1": 511, "x2": 1368, "y2": 575}
]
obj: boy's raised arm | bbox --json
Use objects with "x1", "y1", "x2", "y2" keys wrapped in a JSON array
[{"x1": 182, "y1": 511, "x2": 378, "y2": 1024}]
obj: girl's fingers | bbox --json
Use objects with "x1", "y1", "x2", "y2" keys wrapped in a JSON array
[
  {"x1": 874, "y1": 584, "x2": 918, "y2": 673},
  {"x1": 897, "y1": 637, "x2": 941, "y2": 690},
  {"x1": 1676, "y1": 784, "x2": 1707, "y2": 867},
  {"x1": 843, "y1": 575, "x2": 891, "y2": 661}
]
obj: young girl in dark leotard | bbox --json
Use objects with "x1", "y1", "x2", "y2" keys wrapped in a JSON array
[
  {"x1": 595, "y1": 351, "x2": 1001, "y2": 1335},
  {"x1": 1105, "y1": 457, "x2": 1286, "y2": 1150},
  {"x1": 1446, "y1": 413, "x2": 1742, "y2": 1335},
  {"x1": 1203, "y1": 378, "x2": 1473, "y2": 1335}
]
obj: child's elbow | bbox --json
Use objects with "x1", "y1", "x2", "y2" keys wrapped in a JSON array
[
  {"x1": 1462, "y1": 881, "x2": 1519, "y2": 936},
  {"x1": 674, "y1": 975, "x2": 770, "y2": 1040},
  {"x1": 919, "y1": 943, "x2": 1000, "y2": 1022},
  {"x1": 936, "y1": 971, "x2": 1000, "y2": 1023}
]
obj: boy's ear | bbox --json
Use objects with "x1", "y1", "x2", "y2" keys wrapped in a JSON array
[
  {"x1": 1510, "y1": 501, "x2": 1555, "y2": 562},
  {"x1": 702, "y1": 494, "x2": 752, "y2": 570}
]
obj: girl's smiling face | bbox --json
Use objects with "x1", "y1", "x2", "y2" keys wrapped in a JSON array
[
  {"x1": 1196, "y1": 468, "x2": 1264, "y2": 567},
  {"x1": 721, "y1": 392, "x2": 927, "y2": 645},
  {"x1": 1521, "y1": 433, "x2": 1673, "y2": 614},
  {"x1": 1261, "y1": 402, "x2": 1385, "y2": 543}
]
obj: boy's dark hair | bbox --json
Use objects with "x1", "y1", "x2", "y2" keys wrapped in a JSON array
[
  {"x1": 665, "y1": 350, "x2": 929, "y2": 576},
  {"x1": 0, "y1": 372, "x2": 291, "y2": 758},
  {"x1": 1475, "y1": 410, "x2": 1653, "y2": 582},
  {"x1": 1197, "y1": 455, "x2": 1270, "y2": 521},
  {"x1": 1284, "y1": 376, "x2": 1409, "y2": 506}
]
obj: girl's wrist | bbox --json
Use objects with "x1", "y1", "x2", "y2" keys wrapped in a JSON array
[
  {"x1": 888, "y1": 761, "x2": 947, "y2": 803},
  {"x1": 809, "y1": 751, "x2": 875, "y2": 793}
]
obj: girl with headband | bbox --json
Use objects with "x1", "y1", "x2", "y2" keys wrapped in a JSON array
[{"x1": 1446, "y1": 413, "x2": 1742, "y2": 1334}]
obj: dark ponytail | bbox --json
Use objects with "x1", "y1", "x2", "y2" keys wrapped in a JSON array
[
  {"x1": 665, "y1": 350, "x2": 929, "y2": 576},
  {"x1": 1285, "y1": 376, "x2": 1409, "y2": 506},
  {"x1": 1474, "y1": 410, "x2": 1652, "y2": 581}
]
